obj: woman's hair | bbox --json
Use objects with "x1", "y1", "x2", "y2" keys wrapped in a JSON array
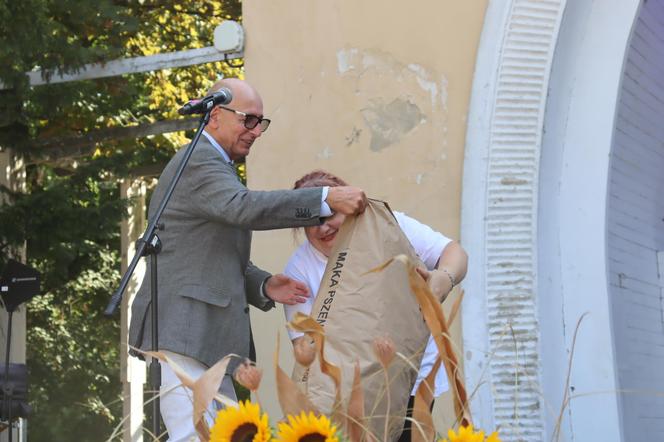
[
  {"x1": 291, "y1": 170, "x2": 348, "y2": 241},
  {"x1": 293, "y1": 169, "x2": 348, "y2": 190}
]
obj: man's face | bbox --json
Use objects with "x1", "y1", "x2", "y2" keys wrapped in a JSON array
[{"x1": 211, "y1": 89, "x2": 265, "y2": 161}]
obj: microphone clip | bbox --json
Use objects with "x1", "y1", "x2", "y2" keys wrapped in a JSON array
[{"x1": 178, "y1": 88, "x2": 233, "y2": 116}]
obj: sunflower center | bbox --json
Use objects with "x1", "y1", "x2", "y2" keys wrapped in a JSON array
[
  {"x1": 230, "y1": 423, "x2": 258, "y2": 442},
  {"x1": 299, "y1": 433, "x2": 327, "y2": 442}
]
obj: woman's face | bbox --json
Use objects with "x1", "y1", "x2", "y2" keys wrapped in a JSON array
[{"x1": 304, "y1": 212, "x2": 346, "y2": 257}]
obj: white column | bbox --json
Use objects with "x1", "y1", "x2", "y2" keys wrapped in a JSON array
[
  {"x1": 0, "y1": 149, "x2": 27, "y2": 442},
  {"x1": 120, "y1": 180, "x2": 147, "y2": 442}
]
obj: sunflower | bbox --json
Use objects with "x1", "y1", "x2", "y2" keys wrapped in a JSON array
[
  {"x1": 275, "y1": 412, "x2": 339, "y2": 442},
  {"x1": 210, "y1": 400, "x2": 271, "y2": 442},
  {"x1": 440, "y1": 424, "x2": 501, "y2": 442}
]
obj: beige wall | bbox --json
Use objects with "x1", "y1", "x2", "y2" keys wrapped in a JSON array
[{"x1": 243, "y1": 0, "x2": 486, "y2": 427}]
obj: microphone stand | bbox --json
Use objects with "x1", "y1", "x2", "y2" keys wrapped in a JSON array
[
  {"x1": 104, "y1": 108, "x2": 213, "y2": 439},
  {"x1": 3, "y1": 309, "x2": 15, "y2": 442}
]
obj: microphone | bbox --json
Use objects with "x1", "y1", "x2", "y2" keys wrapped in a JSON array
[{"x1": 178, "y1": 88, "x2": 233, "y2": 115}]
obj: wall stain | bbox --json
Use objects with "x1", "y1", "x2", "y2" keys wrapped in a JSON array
[
  {"x1": 345, "y1": 126, "x2": 362, "y2": 146},
  {"x1": 317, "y1": 146, "x2": 333, "y2": 160},
  {"x1": 336, "y1": 47, "x2": 448, "y2": 109},
  {"x1": 361, "y1": 98, "x2": 425, "y2": 151},
  {"x1": 500, "y1": 176, "x2": 529, "y2": 186}
]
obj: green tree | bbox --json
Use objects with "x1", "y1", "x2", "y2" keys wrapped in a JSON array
[{"x1": 0, "y1": 1, "x2": 241, "y2": 439}]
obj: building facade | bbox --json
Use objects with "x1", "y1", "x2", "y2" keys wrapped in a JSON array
[{"x1": 6, "y1": 0, "x2": 661, "y2": 440}]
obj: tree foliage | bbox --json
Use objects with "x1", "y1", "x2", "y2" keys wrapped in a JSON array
[{"x1": 0, "y1": 0, "x2": 241, "y2": 439}]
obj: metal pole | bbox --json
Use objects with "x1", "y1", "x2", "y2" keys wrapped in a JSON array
[
  {"x1": 149, "y1": 236, "x2": 161, "y2": 439},
  {"x1": 4, "y1": 311, "x2": 14, "y2": 442}
]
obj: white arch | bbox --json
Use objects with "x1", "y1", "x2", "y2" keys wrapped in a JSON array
[
  {"x1": 461, "y1": 0, "x2": 568, "y2": 438},
  {"x1": 462, "y1": 0, "x2": 642, "y2": 440}
]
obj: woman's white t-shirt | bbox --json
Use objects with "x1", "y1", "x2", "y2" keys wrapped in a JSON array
[{"x1": 283, "y1": 211, "x2": 451, "y2": 397}]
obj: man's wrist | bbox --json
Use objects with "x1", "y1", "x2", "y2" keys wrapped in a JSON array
[
  {"x1": 261, "y1": 276, "x2": 272, "y2": 300},
  {"x1": 320, "y1": 186, "x2": 332, "y2": 217}
]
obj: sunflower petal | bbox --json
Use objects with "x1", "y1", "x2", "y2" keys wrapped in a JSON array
[
  {"x1": 210, "y1": 401, "x2": 271, "y2": 442},
  {"x1": 275, "y1": 411, "x2": 339, "y2": 442}
]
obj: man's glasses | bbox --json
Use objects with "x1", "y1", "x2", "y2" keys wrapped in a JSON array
[{"x1": 218, "y1": 106, "x2": 271, "y2": 132}]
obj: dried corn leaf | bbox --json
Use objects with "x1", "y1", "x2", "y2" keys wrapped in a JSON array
[
  {"x1": 447, "y1": 289, "x2": 465, "y2": 328},
  {"x1": 191, "y1": 355, "x2": 235, "y2": 441},
  {"x1": 289, "y1": 312, "x2": 343, "y2": 406},
  {"x1": 138, "y1": 349, "x2": 239, "y2": 442},
  {"x1": 345, "y1": 361, "x2": 368, "y2": 442},
  {"x1": 368, "y1": 255, "x2": 471, "y2": 437},
  {"x1": 274, "y1": 333, "x2": 319, "y2": 417}
]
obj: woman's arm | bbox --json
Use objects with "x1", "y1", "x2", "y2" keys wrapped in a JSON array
[{"x1": 418, "y1": 240, "x2": 468, "y2": 303}]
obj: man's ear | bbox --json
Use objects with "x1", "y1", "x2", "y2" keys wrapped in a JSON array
[{"x1": 207, "y1": 106, "x2": 222, "y2": 129}]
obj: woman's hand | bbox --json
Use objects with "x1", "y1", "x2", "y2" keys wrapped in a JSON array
[{"x1": 416, "y1": 267, "x2": 453, "y2": 303}]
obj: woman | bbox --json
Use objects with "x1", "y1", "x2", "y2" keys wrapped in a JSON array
[{"x1": 283, "y1": 170, "x2": 468, "y2": 441}]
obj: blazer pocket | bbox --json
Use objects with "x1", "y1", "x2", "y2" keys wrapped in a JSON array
[{"x1": 179, "y1": 284, "x2": 231, "y2": 308}]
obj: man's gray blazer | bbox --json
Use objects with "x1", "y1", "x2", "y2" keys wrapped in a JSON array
[{"x1": 128, "y1": 136, "x2": 323, "y2": 368}]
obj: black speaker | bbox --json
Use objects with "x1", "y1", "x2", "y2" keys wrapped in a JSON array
[
  {"x1": 0, "y1": 363, "x2": 30, "y2": 420},
  {"x1": 0, "y1": 259, "x2": 40, "y2": 427},
  {"x1": 1, "y1": 259, "x2": 40, "y2": 313}
]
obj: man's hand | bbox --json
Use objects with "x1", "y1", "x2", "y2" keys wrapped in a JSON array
[
  {"x1": 264, "y1": 274, "x2": 311, "y2": 305},
  {"x1": 416, "y1": 267, "x2": 453, "y2": 303},
  {"x1": 326, "y1": 186, "x2": 368, "y2": 215}
]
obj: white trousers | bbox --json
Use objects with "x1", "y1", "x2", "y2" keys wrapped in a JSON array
[{"x1": 158, "y1": 350, "x2": 237, "y2": 442}]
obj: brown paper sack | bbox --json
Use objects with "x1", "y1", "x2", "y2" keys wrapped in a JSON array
[{"x1": 292, "y1": 200, "x2": 432, "y2": 441}]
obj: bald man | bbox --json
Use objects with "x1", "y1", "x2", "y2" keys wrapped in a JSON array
[{"x1": 128, "y1": 79, "x2": 367, "y2": 440}]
